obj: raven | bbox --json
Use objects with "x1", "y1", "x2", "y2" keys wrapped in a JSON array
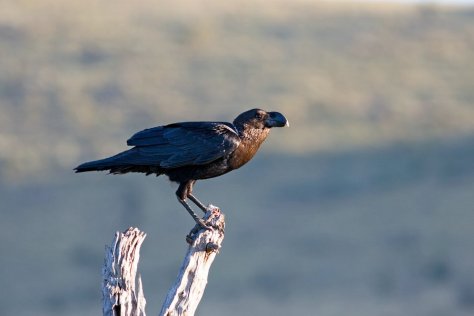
[{"x1": 75, "y1": 108, "x2": 288, "y2": 227}]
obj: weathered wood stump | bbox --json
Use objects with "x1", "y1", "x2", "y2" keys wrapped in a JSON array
[
  {"x1": 102, "y1": 228, "x2": 147, "y2": 316},
  {"x1": 160, "y1": 205, "x2": 225, "y2": 316},
  {"x1": 102, "y1": 206, "x2": 225, "y2": 316}
]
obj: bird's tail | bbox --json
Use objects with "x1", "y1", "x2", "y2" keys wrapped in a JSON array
[
  {"x1": 75, "y1": 147, "x2": 165, "y2": 175},
  {"x1": 74, "y1": 149, "x2": 143, "y2": 174},
  {"x1": 74, "y1": 157, "x2": 117, "y2": 173}
]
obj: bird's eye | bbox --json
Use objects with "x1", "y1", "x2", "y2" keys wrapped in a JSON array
[{"x1": 255, "y1": 112, "x2": 264, "y2": 120}]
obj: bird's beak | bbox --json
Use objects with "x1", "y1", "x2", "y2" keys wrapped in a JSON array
[{"x1": 265, "y1": 111, "x2": 289, "y2": 128}]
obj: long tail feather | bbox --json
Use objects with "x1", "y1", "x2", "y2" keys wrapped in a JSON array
[
  {"x1": 74, "y1": 149, "x2": 163, "y2": 175},
  {"x1": 74, "y1": 156, "x2": 120, "y2": 173}
]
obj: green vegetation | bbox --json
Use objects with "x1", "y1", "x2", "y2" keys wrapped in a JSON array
[{"x1": 1, "y1": 1, "x2": 474, "y2": 181}]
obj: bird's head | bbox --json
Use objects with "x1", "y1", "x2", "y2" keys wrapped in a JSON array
[{"x1": 233, "y1": 109, "x2": 289, "y2": 131}]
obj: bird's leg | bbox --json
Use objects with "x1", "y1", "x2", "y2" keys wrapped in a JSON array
[
  {"x1": 177, "y1": 197, "x2": 209, "y2": 229},
  {"x1": 188, "y1": 194, "x2": 207, "y2": 213},
  {"x1": 176, "y1": 181, "x2": 210, "y2": 229},
  {"x1": 182, "y1": 180, "x2": 207, "y2": 213}
]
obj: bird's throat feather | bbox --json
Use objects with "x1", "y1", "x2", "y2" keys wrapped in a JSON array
[{"x1": 228, "y1": 128, "x2": 270, "y2": 169}]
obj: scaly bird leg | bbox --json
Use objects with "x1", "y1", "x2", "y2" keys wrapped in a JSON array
[
  {"x1": 177, "y1": 197, "x2": 210, "y2": 229},
  {"x1": 188, "y1": 193, "x2": 207, "y2": 213},
  {"x1": 176, "y1": 181, "x2": 210, "y2": 229}
]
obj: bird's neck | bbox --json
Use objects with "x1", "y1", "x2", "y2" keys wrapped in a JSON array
[
  {"x1": 238, "y1": 125, "x2": 270, "y2": 144},
  {"x1": 228, "y1": 126, "x2": 270, "y2": 170}
]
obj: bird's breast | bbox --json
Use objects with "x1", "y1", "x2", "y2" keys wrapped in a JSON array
[{"x1": 228, "y1": 130, "x2": 269, "y2": 169}]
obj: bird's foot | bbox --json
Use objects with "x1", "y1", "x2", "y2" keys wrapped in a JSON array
[
  {"x1": 196, "y1": 218, "x2": 213, "y2": 230},
  {"x1": 186, "y1": 220, "x2": 213, "y2": 244}
]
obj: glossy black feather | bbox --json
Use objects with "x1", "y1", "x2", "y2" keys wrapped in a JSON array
[
  {"x1": 124, "y1": 122, "x2": 240, "y2": 168},
  {"x1": 74, "y1": 109, "x2": 288, "y2": 218},
  {"x1": 75, "y1": 121, "x2": 241, "y2": 173}
]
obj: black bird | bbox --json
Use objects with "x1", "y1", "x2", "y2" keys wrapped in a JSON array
[{"x1": 75, "y1": 108, "x2": 288, "y2": 227}]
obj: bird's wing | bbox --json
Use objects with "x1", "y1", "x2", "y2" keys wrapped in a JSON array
[{"x1": 125, "y1": 122, "x2": 240, "y2": 168}]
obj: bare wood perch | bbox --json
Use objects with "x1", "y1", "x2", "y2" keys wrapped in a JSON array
[
  {"x1": 102, "y1": 227, "x2": 147, "y2": 316},
  {"x1": 102, "y1": 206, "x2": 225, "y2": 316},
  {"x1": 160, "y1": 205, "x2": 225, "y2": 316}
]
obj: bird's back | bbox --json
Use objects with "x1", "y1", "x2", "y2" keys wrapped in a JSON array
[{"x1": 75, "y1": 121, "x2": 241, "y2": 179}]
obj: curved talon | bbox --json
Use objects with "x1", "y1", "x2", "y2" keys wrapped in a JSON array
[
  {"x1": 197, "y1": 220, "x2": 213, "y2": 231},
  {"x1": 186, "y1": 221, "x2": 212, "y2": 244}
]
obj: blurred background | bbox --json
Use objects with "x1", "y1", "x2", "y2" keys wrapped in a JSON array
[{"x1": 1, "y1": 0, "x2": 474, "y2": 315}]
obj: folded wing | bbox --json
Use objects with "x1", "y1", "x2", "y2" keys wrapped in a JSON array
[{"x1": 125, "y1": 122, "x2": 241, "y2": 168}]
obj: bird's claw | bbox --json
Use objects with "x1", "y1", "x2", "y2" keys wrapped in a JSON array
[
  {"x1": 186, "y1": 220, "x2": 213, "y2": 244},
  {"x1": 193, "y1": 219, "x2": 213, "y2": 234}
]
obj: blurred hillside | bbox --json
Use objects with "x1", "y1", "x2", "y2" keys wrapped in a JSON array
[
  {"x1": 1, "y1": 1, "x2": 474, "y2": 316},
  {"x1": 1, "y1": 0, "x2": 474, "y2": 181}
]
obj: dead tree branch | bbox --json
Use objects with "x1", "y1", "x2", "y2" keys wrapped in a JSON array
[{"x1": 102, "y1": 206, "x2": 225, "y2": 316}]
